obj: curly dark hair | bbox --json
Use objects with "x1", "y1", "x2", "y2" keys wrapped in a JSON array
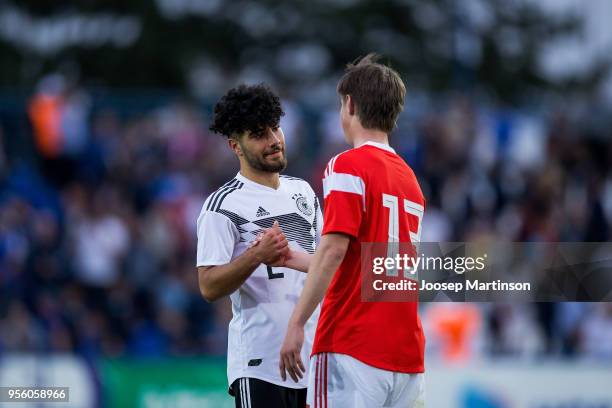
[{"x1": 209, "y1": 83, "x2": 285, "y2": 138}]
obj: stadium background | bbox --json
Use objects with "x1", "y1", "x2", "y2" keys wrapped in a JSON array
[{"x1": 1, "y1": 1, "x2": 611, "y2": 407}]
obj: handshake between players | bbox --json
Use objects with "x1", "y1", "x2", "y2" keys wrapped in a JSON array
[
  {"x1": 248, "y1": 221, "x2": 290, "y2": 267},
  {"x1": 250, "y1": 221, "x2": 312, "y2": 274}
]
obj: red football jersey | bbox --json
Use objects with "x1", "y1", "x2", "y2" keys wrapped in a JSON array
[{"x1": 312, "y1": 141, "x2": 426, "y2": 373}]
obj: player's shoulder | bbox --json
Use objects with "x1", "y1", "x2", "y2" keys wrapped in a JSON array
[
  {"x1": 325, "y1": 148, "x2": 367, "y2": 177},
  {"x1": 202, "y1": 177, "x2": 246, "y2": 213},
  {"x1": 327, "y1": 144, "x2": 408, "y2": 177},
  {"x1": 280, "y1": 174, "x2": 316, "y2": 195}
]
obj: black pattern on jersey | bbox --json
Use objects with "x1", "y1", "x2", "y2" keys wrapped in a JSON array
[
  {"x1": 217, "y1": 209, "x2": 316, "y2": 254},
  {"x1": 253, "y1": 213, "x2": 315, "y2": 254},
  {"x1": 217, "y1": 208, "x2": 249, "y2": 225},
  {"x1": 205, "y1": 179, "x2": 244, "y2": 212},
  {"x1": 217, "y1": 209, "x2": 251, "y2": 239}
]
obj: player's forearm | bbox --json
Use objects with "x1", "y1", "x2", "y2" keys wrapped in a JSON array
[
  {"x1": 198, "y1": 249, "x2": 261, "y2": 302},
  {"x1": 289, "y1": 238, "x2": 347, "y2": 326},
  {"x1": 284, "y1": 250, "x2": 312, "y2": 273}
]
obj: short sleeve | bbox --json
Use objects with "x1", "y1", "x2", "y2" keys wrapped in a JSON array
[
  {"x1": 321, "y1": 153, "x2": 365, "y2": 238},
  {"x1": 196, "y1": 210, "x2": 239, "y2": 267}
]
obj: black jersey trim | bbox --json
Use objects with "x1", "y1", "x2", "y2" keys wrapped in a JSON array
[
  {"x1": 205, "y1": 178, "x2": 238, "y2": 211},
  {"x1": 213, "y1": 181, "x2": 244, "y2": 212}
]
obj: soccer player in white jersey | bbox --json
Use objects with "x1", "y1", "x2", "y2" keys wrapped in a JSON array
[{"x1": 196, "y1": 84, "x2": 323, "y2": 408}]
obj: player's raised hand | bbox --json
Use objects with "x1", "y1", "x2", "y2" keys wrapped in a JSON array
[
  {"x1": 247, "y1": 232, "x2": 264, "y2": 248},
  {"x1": 268, "y1": 221, "x2": 291, "y2": 266},
  {"x1": 279, "y1": 322, "x2": 305, "y2": 383}
]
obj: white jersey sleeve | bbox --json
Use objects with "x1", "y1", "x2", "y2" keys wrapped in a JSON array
[{"x1": 196, "y1": 210, "x2": 239, "y2": 266}]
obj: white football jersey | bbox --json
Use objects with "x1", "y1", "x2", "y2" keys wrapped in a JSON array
[{"x1": 196, "y1": 172, "x2": 322, "y2": 389}]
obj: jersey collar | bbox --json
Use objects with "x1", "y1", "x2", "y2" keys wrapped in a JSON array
[
  {"x1": 358, "y1": 141, "x2": 396, "y2": 154},
  {"x1": 235, "y1": 172, "x2": 282, "y2": 192}
]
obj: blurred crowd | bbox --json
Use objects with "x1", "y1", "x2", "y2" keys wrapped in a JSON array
[{"x1": 0, "y1": 80, "x2": 611, "y2": 361}]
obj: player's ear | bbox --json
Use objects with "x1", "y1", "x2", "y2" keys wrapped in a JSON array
[
  {"x1": 346, "y1": 95, "x2": 355, "y2": 116},
  {"x1": 228, "y1": 137, "x2": 243, "y2": 156}
]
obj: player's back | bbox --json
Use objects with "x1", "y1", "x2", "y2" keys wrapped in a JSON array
[{"x1": 313, "y1": 141, "x2": 425, "y2": 373}]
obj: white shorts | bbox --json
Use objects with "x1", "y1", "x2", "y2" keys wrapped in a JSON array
[{"x1": 306, "y1": 352, "x2": 425, "y2": 408}]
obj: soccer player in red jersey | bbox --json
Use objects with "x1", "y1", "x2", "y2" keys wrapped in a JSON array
[{"x1": 278, "y1": 54, "x2": 426, "y2": 407}]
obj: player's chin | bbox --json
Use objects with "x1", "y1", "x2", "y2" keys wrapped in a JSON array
[{"x1": 258, "y1": 159, "x2": 287, "y2": 173}]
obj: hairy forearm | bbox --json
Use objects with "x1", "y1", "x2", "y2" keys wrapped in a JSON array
[
  {"x1": 284, "y1": 251, "x2": 313, "y2": 273},
  {"x1": 290, "y1": 238, "x2": 348, "y2": 326},
  {"x1": 198, "y1": 249, "x2": 261, "y2": 302}
]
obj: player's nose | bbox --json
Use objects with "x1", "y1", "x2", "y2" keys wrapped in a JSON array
[{"x1": 269, "y1": 129, "x2": 281, "y2": 144}]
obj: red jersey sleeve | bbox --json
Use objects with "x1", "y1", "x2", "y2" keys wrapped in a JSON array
[{"x1": 321, "y1": 152, "x2": 365, "y2": 238}]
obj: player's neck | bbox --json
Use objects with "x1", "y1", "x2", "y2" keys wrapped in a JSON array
[
  {"x1": 239, "y1": 167, "x2": 280, "y2": 190},
  {"x1": 350, "y1": 127, "x2": 390, "y2": 148}
]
